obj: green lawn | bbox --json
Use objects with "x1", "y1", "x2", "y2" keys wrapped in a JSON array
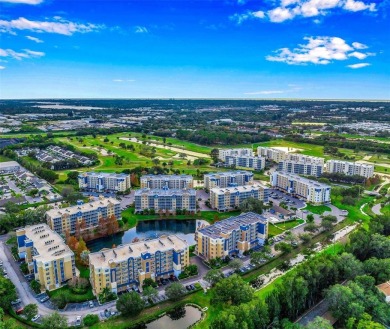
[
  {"x1": 331, "y1": 194, "x2": 374, "y2": 225},
  {"x1": 303, "y1": 204, "x2": 331, "y2": 215},
  {"x1": 268, "y1": 219, "x2": 305, "y2": 237},
  {"x1": 76, "y1": 264, "x2": 90, "y2": 279},
  {"x1": 0, "y1": 155, "x2": 11, "y2": 162},
  {"x1": 47, "y1": 285, "x2": 95, "y2": 303}
]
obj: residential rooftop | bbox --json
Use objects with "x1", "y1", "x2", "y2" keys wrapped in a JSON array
[
  {"x1": 17, "y1": 224, "x2": 73, "y2": 262},
  {"x1": 204, "y1": 170, "x2": 252, "y2": 177},
  {"x1": 79, "y1": 172, "x2": 129, "y2": 178},
  {"x1": 276, "y1": 171, "x2": 330, "y2": 188},
  {"x1": 0, "y1": 161, "x2": 20, "y2": 169},
  {"x1": 45, "y1": 197, "x2": 120, "y2": 218},
  {"x1": 89, "y1": 235, "x2": 188, "y2": 267},
  {"x1": 210, "y1": 183, "x2": 267, "y2": 195},
  {"x1": 140, "y1": 174, "x2": 193, "y2": 179},
  {"x1": 135, "y1": 187, "x2": 196, "y2": 196},
  {"x1": 197, "y1": 212, "x2": 267, "y2": 239}
]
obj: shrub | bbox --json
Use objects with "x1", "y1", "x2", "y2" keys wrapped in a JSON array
[{"x1": 83, "y1": 314, "x2": 99, "y2": 327}]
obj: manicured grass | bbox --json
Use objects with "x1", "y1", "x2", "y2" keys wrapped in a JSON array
[
  {"x1": 6, "y1": 236, "x2": 17, "y2": 245},
  {"x1": 304, "y1": 204, "x2": 331, "y2": 215},
  {"x1": 268, "y1": 219, "x2": 305, "y2": 237},
  {"x1": 47, "y1": 285, "x2": 95, "y2": 303},
  {"x1": 331, "y1": 194, "x2": 374, "y2": 225},
  {"x1": 0, "y1": 155, "x2": 11, "y2": 162}
]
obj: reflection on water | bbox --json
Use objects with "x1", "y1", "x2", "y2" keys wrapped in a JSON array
[
  {"x1": 87, "y1": 219, "x2": 207, "y2": 252},
  {"x1": 146, "y1": 306, "x2": 201, "y2": 329}
]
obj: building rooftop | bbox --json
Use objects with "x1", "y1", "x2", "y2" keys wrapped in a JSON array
[
  {"x1": 17, "y1": 224, "x2": 73, "y2": 262},
  {"x1": 210, "y1": 183, "x2": 267, "y2": 195},
  {"x1": 0, "y1": 161, "x2": 20, "y2": 169},
  {"x1": 135, "y1": 187, "x2": 196, "y2": 196},
  {"x1": 377, "y1": 281, "x2": 390, "y2": 297},
  {"x1": 197, "y1": 212, "x2": 267, "y2": 239},
  {"x1": 276, "y1": 171, "x2": 330, "y2": 189},
  {"x1": 89, "y1": 235, "x2": 188, "y2": 267},
  {"x1": 327, "y1": 159, "x2": 374, "y2": 167},
  {"x1": 45, "y1": 197, "x2": 120, "y2": 218},
  {"x1": 140, "y1": 174, "x2": 193, "y2": 180},
  {"x1": 79, "y1": 172, "x2": 129, "y2": 178},
  {"x1": 204, "y1": 170, "x2": 252, "y2": 178}
]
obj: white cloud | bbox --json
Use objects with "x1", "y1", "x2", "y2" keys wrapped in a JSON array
[
  {"x1": 0, "y1": 47, "x2": 45, "y2": 60},
  {"x1": 0, "y1": 17, "x2": 103, "y2": 36},
  {"x1": 232, "y1": 0, "x2": 376, "y2": 24},
  {"x1": 252, "y1": 11, "x2": 265, "y2": 18},
  {"x1": 229, "y1": 11, "x2": 255, "y2": 24},
  {"x1": 266, "y1": 36, "x2": 373, "y2": 65},
  {"x1": 0, "y1": 66, "x2": 5, "y2": 69},
  {"x1": 113, "y1": 79, "x2": 123, "y2": 82},
  {"x1": 134, "y1": 26, "x2": 148, "y2": 33},
  {"x1": 347, "y1": 62, "x2": 371, "y2": 68},
  {"x1": 0, "y1": 0, "x2": 43, "y2": 4},
  {"x1": 26, "y1": 35, "x2": 43, "y2": 43},
  {"x1": 352, "y1": 41, "x2": 368, "y2": 49}
]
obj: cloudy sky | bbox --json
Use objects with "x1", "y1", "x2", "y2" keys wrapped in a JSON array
[{"x1": 0, "y1": 0, "x2": 389, "y2": 99}]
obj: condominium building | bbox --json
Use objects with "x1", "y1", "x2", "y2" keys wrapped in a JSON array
[
  {"x1": 140, "y1": 174, "x2": 193, "y2": 189},
  {"x1": 16, "y1": 224, "x2": 77, "y2": 291},
  {"x1": 89, "y1": 235, "x2": 189, "y2": 295},
  {"x1": 271, "y1": 171, "x2": 331, "y2": 204},
  {"x1": 257, "y1": 147, "x2": 288, "y2": 162},
  {"x1": 278, "y1": 160, "x2": 324, "y2": 177},
  {"x1": 195, "y1": 212, "x2": 268, "y2": 261},
  {"x1": 218, "y1": 148, "x2": 254, "y2": 162},
  {"x1": 225, "y1": 155, "x2": 266, "y2": 171},
  {"x1": 210, "y1": 183, "x2": 269, "y2": 212},
  {"x1": 326, "y1": 160, "x2": 374, "y2": 178},
  {"x1": 287, "y1": 154, "x2": 325, "y2": 165},
  {"x1": 204, "y1": 170, "x2": 253, "y2": 190},
  {"x1": 134, "y1": 187, "x2": 196, "y2": 213},
  {"x1": 78, "y1": 172, "x2": 131, "y2": 193},
  {"x1": 45, "y1": 196, "x2": 121, "y2": 235}
]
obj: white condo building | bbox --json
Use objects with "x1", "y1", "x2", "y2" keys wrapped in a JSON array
[
  {"x1": 271, "y1": 171, "x2": 331, "y2": 205},
  {"x1": 78, "y1": 172, "x2": 131, "y2": 193},
  {"x1": 225, "y1": 155, "x2": 266, "y2": 171},
  {"x1": 204, "y1": 170, "x2": 253, "y2": 189},
  {"x1": 278, "y1": 159, "x2": 324, "y2": 177},
  {"x1": 257, "y1": 147, "x2": 288, "y2": 162},
  {"x1": 218, "y1": 148, "x2": 254, "y2": 162},
  {"x1": 140, "y1": 174, "x2": 193, "y2": 189},
  {"x1": 325, "y1": 160, "x2": 374, "y2": 178}
]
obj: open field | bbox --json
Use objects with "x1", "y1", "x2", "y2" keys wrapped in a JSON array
[
  {"x1": 268, "y1": 219, "x2": 305, "y2": 237},
  {"x1": 303, "y1": 204, "x2": 331, "y2": 215}
]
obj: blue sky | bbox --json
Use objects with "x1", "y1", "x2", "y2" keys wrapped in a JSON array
[{"x1": 0, "y1": 0, "x2": 389, "y2": 99}]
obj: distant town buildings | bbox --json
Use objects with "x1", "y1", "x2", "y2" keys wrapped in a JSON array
[
  {"x1": 16, "y1": 224, "x2": 76, "y2": 291},
  {"x1": 204, "y1": 170, "x2": 253, "y2": 190},
  {"x1": 89, "y1": 235, "x2": 189, "y2": 295},
  {"x1": 140, "y1": 174, "x2": 193, "y2": 189},
  {"x1": 0, "y1": 161, "x2": 21, "y2": 174},
  {"x1": 45, "y1": 196, "x2": 121, "y2": 235},
  {"x1": 271, "y1": 171, "x2": 331, "y2": 204},
  {"x1": 78, "y1": 172, "x2": 131, "y2": 193},
  {"x1": 134, "y1": 186, "x2": 196, "y2": 213},
  {"x1": 210, "y1": 183, "x2": 269, "y2": 212},
  {"x1": 326, "y1": 160, "x2": 374, "y2": 178},
  {"x1": 225, "y1": 155, "x2": 266, "y2": 171},
  {"x1": 218, "y1": 148, "x2": 254, "y2": 162},
  {"x1": 195, "y1": 212, "x2": 268, "y2": 261}
]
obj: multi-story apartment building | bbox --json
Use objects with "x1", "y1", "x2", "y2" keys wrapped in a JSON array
[
  {"x1": 218, "y1": 148, "x2": 254, "y2": 162},
  {"x1": 45, "y1": 196, "x2": 121, "y2": 235},
  {"x1": 16, "y1": 224, "x2": 77, "y2": 291},
  {"x1": 271, "y1": 171, "x2": 331, "y2": 204},
  {"x1": 287, "y1": 154, "x2": 325, "y2": 165},
  {"x1": 140, "y1": 174, "x2": 193, "y2": 189},
  {"x1": 204, "y1": 170, "x2": 253, "y2": 190},
  {"x1": 278, "y1": 159, "x2": 324, "y2": 177},
  {"x1": 210, "y1": 183, "x2": 269, "y2": 212},
  {"x1": 89, "y1": 235, "x2": 189, "y2": 295},
  {"x1": 78, "y1": 172, "x2": 131, "y2": 193},
  {"x1": 225, "y1": 155, "x2": 266, "y2": 171},
  {"x1": 134, "y1": 187, "x2": 196, "y2": 213},
  {"x1": 257, "y1": 147, "x2": 288, "y2": 162},
  {"x1": 325, "y1": 160, "x2": 374, "y2": 178},
  {"x1": 195, "y1": 212, "x2": 268, "y2": 261}
]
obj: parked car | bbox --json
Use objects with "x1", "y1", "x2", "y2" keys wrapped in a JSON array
[
  {"x1": 89, "y1": 300, "x2": 94, "y2": 308},
  {"x1": 32, "y1": 314, "x2": 41, "y2": 322},
  {"x1": 40, "y1": 296, "x2": 49, "y2": 303},
  {"x1": 11, "y1": 299, "x2": 21, "y2": 305},
  {"x1": 75, "y1": 316, "x2": 82, "y2": 326},
  {"x1": 185, "y1": 285, "x2": 192, "y2": 291},
  {"x1": 16, "y1": 308, "x2": 24, "y2": 315}
]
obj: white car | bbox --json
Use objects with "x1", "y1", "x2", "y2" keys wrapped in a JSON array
[
  {"x1": 32, "y1": 314, "x2": 41, "y2": 322},
  {"x1": 75, "y1": 316, "x2": 82, "y2": 325}
]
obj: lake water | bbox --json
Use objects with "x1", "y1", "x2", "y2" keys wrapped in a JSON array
[
  {"x1": 87, "y1": 219, "x2": 208, "y2": 252},
  {"x1": 146, "y1": 306, "x2": 202, "y2": 329}
]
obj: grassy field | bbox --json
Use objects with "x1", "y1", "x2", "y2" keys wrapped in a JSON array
[
  {"x1": 268, "y1": 219, "x2": 305, "y2": 237},
  {"x1": 47, "y1": 285, "x2": 95, "y2": 303},
  {"x1": 303, "y1": 204, "x2": 331, "y2": 215},
  {"x1": 331, "y1": 194, "x2": 374, "y2": 225}
]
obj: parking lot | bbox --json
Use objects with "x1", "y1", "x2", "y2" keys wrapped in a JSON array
[{"x1": 268, "y1": 189, "x2": 306, "y2": 209}]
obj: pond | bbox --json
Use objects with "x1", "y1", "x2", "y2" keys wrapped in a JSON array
[
  {"x1": 146, "y1": 305, "x2": 202, "y2": 329},
  {"x1": 87, "y1": 219, "x2": 208, "y2": 252}
]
